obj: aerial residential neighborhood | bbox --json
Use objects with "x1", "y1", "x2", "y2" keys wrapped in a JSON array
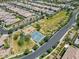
[{"x1": 0, "y1": 0, "x2": 79, "y2": 59}]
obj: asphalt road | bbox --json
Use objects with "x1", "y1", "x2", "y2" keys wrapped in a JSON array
[
  {"x1": 0, "y1": 27, "x2": 8, "y2": 34},
  {"x1": 21, "y1": 9, "x2": 79, "y2": 59}
]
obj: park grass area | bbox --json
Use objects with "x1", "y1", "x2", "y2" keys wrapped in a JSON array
[
  {"x1": 32, "y1": 10, "x2": 70, "y2": 37},
  {"x1": 10, "y1": 31, "x2": 35, "y2": 54},
  {"x1": 0, "y1": 27, "x2": 36, "y2": 58}
]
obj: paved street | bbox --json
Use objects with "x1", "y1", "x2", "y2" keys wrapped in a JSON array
[
  {"x1": 21, "y1": 9, "x2": 79, "y2": 59},
  {"x1": 0, "y1": 8, "x2": 78, "y2": 59},
  {"x1": 0, "y1": 27, "x2": 8, "y2": 34}
]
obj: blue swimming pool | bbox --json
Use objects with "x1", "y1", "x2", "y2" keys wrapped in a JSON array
[{"x1": 31, "y1": 31, "x2": 45, "y2": 43}]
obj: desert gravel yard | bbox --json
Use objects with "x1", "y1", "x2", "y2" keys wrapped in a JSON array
[{"x1": 32, "y1": 10, "x2": 71, "y2": 37}]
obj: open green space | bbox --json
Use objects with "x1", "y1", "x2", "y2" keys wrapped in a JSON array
[
  {"x1": 0, "y1": 30, "x2": 36, "y2": 58},
  {"x1": 32, "y1": 10, "x2": 71, "y2": 37},
  {"x1": 10, "y1": 31, "x2": 35, "y2": 54}
]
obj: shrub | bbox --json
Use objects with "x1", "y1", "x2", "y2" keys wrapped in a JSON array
[
  {"x1": 44, "y1": 36, "x2": 49, "y2": 42},
  {"x1": 35, "y1": 23, "x2": 41, "y2": 31},
  {"x1": 24, "y1": 49, "x2": 30, "y2": 55},
  {"x1": 39, "y1": 40, "x2": 45, "y2": 45},
  {"x1": 33, "y1": 44, "x2": 39, "y2": 50},
  {"x1": 47, "y1": 48, "x2": 53, "y2": 53},
  {"x1": 3, "y1": 39, "x2": 10, "y2": 49}
]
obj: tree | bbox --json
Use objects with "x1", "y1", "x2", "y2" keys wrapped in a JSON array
[
  {"x1": 16, "y1": 15, "x2": 24, "y2": 20},
  {"x1": 35, "y1": 23, "x2": 41, "y2": 31},
  {"x1": 13, "y1": 33, "x2": 19, "y2": 40},
  {"x1": 40, "y1": 53, "x2": 47, "y2": 59},
  {"x1": 47, "y1": 48, "x2": 53, "y2": 53},
  {"x1": 8, "y1": 29, "x2": 13, "y2": 34},
  {"x1": 44, "y1": 36, "x2": 49, "y2": 42},
  {"x1": 39, "y1": 40, "x2": 45, "y2": 45},
  {"x1": 77, "y1": 16, "x2": 79, "y2": 28},
  {"x1": 25, "y1": 34, "x2": 31, "y2": 41},
  {"x1": 17, "y1": 32, "x2": 31, "y2": 46},
  {"x1": 33, "y1": 44, "x2": 39, "y2": 50},
  {"x1": 17, "y1": 32, "x2": 25, "y2": 46},
  {"x1": 53, "y1": 0, "x2": 58, "y2": 3},
  {"x1": 3, "y1": 39, "x2": 10, "y2": 49},
  {"x1": 24, "y1": 49, "x2": 30, "y2": 55}
]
